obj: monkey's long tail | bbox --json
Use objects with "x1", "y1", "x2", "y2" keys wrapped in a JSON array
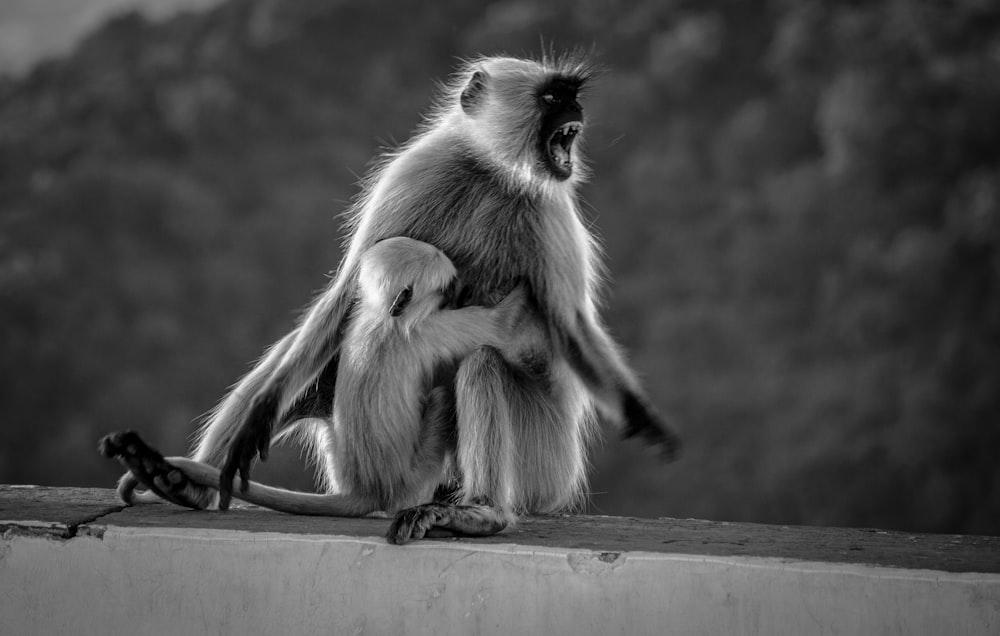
[
  {"x1": 171, "y1": 457, "x2": 377, "y2": 516},
  {"x1": 101, "y1": 431, "x2": 376, "y2": 517}
]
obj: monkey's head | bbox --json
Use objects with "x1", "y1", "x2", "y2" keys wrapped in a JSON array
[
  {"x1": 451, "y1": 55, "x2": 593, "y2": 186},
  {"x1": 360, "y1": 237, "x2": 458, "y2": 329}
]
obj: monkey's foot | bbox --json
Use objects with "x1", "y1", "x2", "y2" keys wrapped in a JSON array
[
  {"x1": 385, "y1": 503, "x2": 509, "y2": 545},
  {"x1": 98, "y1": 430, "x2": 217, "y2": 510}
]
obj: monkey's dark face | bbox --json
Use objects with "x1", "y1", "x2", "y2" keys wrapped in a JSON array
[
  {"x1": 458, "y1": 58, "x2": 591, "y2": 183},
  {"x1": 537, "y1": 77, "x2": 584, "y2": 180}
]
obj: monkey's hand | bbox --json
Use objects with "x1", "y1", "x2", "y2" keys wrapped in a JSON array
[
  {"x1": 218, "y1": 388, "x2": 280, "y2": 510},
  {"x1": 99, "y1": 430, "x2": 218, "y2": 510},
  {"x1": 622, "y1": 392, "x2": 682, "y2": 462},
  {"x1": 493, "y1": 281, "x2": 530, "y2": 336}
]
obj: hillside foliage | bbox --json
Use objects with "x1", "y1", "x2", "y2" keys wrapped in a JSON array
[{"x1": 2, "y1": 0, "x2": 998, "y2": 534}]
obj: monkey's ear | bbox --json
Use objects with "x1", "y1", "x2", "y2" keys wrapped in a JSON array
[
  {"x1": 460, "y1": 70, "x2": 488, "y2": 114},
  {"x1": 390, "y1": 287, "x2": 413, "y2": 317}
]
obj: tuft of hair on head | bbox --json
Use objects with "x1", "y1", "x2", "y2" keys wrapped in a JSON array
[{"x1": 538, "y1": 44, "x2": 600, "y2": 86}]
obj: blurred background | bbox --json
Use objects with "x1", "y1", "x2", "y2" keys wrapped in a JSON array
[{"x1": 1, "y1": 0, "x2": 998, "y2": 536}]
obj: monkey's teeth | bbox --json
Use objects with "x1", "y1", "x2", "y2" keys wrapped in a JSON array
[
  {"x1": 547, "y1": 121, "x2": 581, "y2": 176},
  {"x1": 557, "y1": 122, "x2": 581, "y2": 136}
]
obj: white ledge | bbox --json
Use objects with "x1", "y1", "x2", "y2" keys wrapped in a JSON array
[{"x1": 1, "y1": 485, "x2": 998, "y2": 635}]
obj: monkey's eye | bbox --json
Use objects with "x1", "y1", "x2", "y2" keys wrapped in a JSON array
[
  {"x1": 541, "y1": 92, "x2": 560, "y2": 105},
  {"x1": 389, "y1": 287, "x2": 413, "y2": 317}
]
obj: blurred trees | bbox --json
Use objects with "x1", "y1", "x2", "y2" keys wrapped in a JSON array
[{"x1": 1, "y1": 0, "x2": 997, "y2": 534}]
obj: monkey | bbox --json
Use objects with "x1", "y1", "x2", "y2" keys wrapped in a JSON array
[
  {"x1": 106, "y1": 236, "x2": 540, "y2": 527},
  {"x1": 113, "y1": 54, "x2": 681, "y2": 544}
]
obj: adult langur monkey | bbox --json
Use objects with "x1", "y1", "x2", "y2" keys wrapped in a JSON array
[
  {"x1": 102, "y1": 237, "x2": 535, "y2": 532},
  {"x1": 110, "y1": 54, "x2": 681, "y2": 544}
]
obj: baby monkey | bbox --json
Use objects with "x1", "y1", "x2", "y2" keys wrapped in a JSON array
[{"x1": 102, "y1": 237, "x2": 541, "y2": 540}]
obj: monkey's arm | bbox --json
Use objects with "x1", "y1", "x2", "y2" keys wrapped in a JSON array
[
  {"x1": 556, "y1": 310, "x2": 681, "y2": 461},
  {"x1": 217, "y1": 266, "x2": 361, "y2": 509},
  {"x1": 417, "y1": 283, "x2": 530, "y2": 355},
  {"x1": 192, "y1": 329, "x2": 299, "y2": 466}
]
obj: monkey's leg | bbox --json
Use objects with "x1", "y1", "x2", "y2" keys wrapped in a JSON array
[
  {"x1": 385, "y1": 385, "x2": 479, "y2": 544},
  {"x1": 386, "y1": 347, "x2": 517, "y2": 545},
  {"x1": 100, "y1": 431, "x2": 219, "y2": 509}
]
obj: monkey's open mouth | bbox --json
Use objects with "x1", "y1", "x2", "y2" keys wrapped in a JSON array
[{"x1": 547, "y1": 121, "x2": 581, "y2": 178}]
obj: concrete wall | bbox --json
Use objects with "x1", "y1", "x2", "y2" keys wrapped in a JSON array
[{"x1": 2, "y1": 486, "x2": 999, "y2": 635}]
